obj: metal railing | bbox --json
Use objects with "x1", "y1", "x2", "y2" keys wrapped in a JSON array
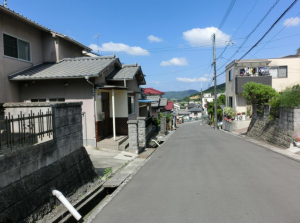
[
  {"x1": 146, "y1": 116, "x2": 152, "y2": 128},
  {"x1": 0, "y1": 109, "x2": 53, "y2": 152}
]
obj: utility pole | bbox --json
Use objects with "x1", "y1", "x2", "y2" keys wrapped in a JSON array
[{"x1": 212, "y1": 34, "x2": 217, "y2": 130}]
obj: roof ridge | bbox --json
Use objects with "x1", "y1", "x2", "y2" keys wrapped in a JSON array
[
  {"x1": 63, "y1": 55, "x2": 118, "y2": 61},
  {"x1": 122, "y1": 63, "x2": 139, "y2": 68}
]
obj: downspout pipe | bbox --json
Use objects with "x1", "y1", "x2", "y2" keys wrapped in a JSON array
[
  {"x1": 85, "y1": 76, "x2": 96, "y2": 143},
  {"x1": 52, "y1": 190, "x2": 82, "y2": 221}
]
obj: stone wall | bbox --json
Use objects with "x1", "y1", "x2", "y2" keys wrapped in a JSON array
[
  {"x1": 0, "y1": 102, "x2": 98, "y2": 222},
  {"x1": 246, "y1": 106, "x2": 300, "y2": 148}
]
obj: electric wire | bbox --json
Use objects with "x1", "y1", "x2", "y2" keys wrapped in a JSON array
[
  {"x1": 217, "y1": 0, "x2": 260, "y2": 60},
  {"x1": 216, "y1": 0, "x2": 281, "y2": 73}
]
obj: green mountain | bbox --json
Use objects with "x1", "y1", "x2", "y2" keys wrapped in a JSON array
[
  {"x1": 181, "y1": 83, "x2": 226, "y2": 101},
  {"x1": 164, "y1": 89, "x2": 199, "y2": 100}
]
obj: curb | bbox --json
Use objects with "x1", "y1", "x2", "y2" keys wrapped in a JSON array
[
  {"x1": 219, "y1": 129, "x2": 300, "y2": 163},
  {"x1": 85, "y1": 139, "x2": 165, "y2": 223}
]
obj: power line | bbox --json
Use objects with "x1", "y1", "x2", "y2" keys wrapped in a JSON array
[
  {"x1": 217, "y1": 0, "x2": 237, "y2": 31},
  {"x1": 215, "y1": 0, "x2": 299, "y2": 79},
  {"x1": 216, "y1": 0, "x2": 281, "y2": 73},
  {"x1": 239, "y1": 0, "x2": 299, "y2": 60},
  {"x1": 217, "y1": 0, "x2": 260, "y2": 60},
  {"x1": 252, "y1": 11, "x2": 300, "y2": 57}
]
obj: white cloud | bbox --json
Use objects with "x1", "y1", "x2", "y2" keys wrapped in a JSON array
[
  {"x1": 160, "y1": 57, "x2": 188, "y2": 66},
  {"x1": 183, "y1": 27, "x2": 231, "y2": 47},
  {"x1": 176, "y1": 77, "x2": 209, "y2": 83},
  {"x1": 283, "y1": 17, "x2": 300, "y2": 27},
  {"x1": 148, "y1": 81, "x2": 160, "y2": 84},
  {"x1": 89, "y1": 42, "x2": 149, "y2": 56},
  {"x1": 148, "y1": 35, "x2": 163, "y2": 43}
]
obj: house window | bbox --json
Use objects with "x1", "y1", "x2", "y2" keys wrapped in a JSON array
[
  {"x1": 194, "y1": 112, "x2": 198, "y2": 116},
  {"x1": 3, "y1": 34, "x2": 30, "y2": 61},
  {"x1": 31, "y1": 98, "x2": 65, "y2": 102},
  {"x1": 229, "y1": 69, "x2": 233, "y2": 81},
  {"x1": 128, "y1": 96, "x2": 135, "y2": 115},
  {"x1": 269, "y1": 66, "x2": 287, "y2": 78},
  {"x1": 228, "y1": 97, "x2": 233, "y2": 108}
]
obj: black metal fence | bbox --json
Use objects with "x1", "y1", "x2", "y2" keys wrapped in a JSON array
[
  {"x1": 0, "y1": 109, "x2": 53, "y2": 152},
  {"x1": 146, "y1": 116, "x2": 152, "y2": 128}
]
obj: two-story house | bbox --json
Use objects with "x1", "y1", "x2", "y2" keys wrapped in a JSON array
[
  {"x1": 1, "y1": 5, "x2": 147, "y2": 149},
  {"x1": 225, "y1": 56, "x2": 300, "y2": 113}
]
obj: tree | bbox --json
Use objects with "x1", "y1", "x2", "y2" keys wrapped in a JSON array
[
  {"x1": 242, "y1": 82, "x2": 277, "y2": 105},
  {"x1": 297, "y1": 47, "x2": 300, "y2": 55}
]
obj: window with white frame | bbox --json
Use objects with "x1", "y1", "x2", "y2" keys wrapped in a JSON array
[
  {"x1": 128, "y1": 96, "x2": 135, "y2": 115},
  {"x1": 269, "y1": 66, "x2": 287, "y2": 78},
  {"x1": 3, "y1": 34, "x2": 30, "y2": 61},
  {"x1": 229, "y1": 69, "x2": 233, "y2": 81}
]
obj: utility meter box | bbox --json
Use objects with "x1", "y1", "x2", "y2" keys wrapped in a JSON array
[{"x1": 97, "y1": 112, "x2": 105, "y2": 121}]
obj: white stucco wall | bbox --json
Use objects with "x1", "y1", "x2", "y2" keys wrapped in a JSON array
[
  {"x1": 269, "y1": 57, "x2": 300, "y2": 92},
  {"x1": 18, "y1": 78, "x2": 96, "y2": 146}
]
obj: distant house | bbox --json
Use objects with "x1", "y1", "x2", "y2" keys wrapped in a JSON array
[
  {"x1": 202, "y1": 93, "x2": 214, "y2": 115},
  {"x1": 173, "y1": 103, "x2": 180, "y2": 111},
  {"x1": 188, "y1": 107, "x2": 202, "y2": 119},
  {"x1": 165, "y1": 101, "x2": 174, "y2": 113},
  {"x1": 187, "y1": 103, "x2": 200, "y2": 110},
  {"x1": 225, "y1": 56, "x2": 300, "y2": 113},
  {"x1": 143, "y1": 88, "x2": 168, "y2": 116}
]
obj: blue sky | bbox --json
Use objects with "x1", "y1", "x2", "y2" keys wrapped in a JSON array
[{"x1": 6, "y1": 0, "x2": 300, "y2": 92}]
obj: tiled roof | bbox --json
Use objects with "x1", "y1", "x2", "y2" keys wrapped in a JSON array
[
  {"x1": 0, "y1": 5, "x2": 91, "y2": 50},
  {"x1": 143, "y1": 88, "x2": 164, "y2": 95},
  {"x1": 107, "y1": 64, "x2": 140, "y2": 80},
  {"x1": 188, "y1": 107, "x2": 202, "y2": 112},
  {"x1": 165, "y1": 101, "x2": 174, "y2": 111},
  {"x1": 9, "y1": 56, "x2": 120, "y2": 80},
  {"x1": 106, "y1": 64, "x2": 146, "y2": 85}
]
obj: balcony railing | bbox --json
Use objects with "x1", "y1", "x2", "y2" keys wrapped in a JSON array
[
  {"x1": 235, "y1": 76, "x2": 272, "y2": 94},
  {"x1": 0, "y1": 109, "x2": 53, "y2": 153}
]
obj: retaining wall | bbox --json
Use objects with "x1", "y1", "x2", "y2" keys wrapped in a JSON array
[
  {"x1": 246, "y1": 107, "x2": 300, "y2": 148},
  {"x1": 0, "y1": 102, "x2": 98, "y2": 223}
]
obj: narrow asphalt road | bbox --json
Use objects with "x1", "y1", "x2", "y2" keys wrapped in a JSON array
[{"x1": 91, "y1": 122, "x2": 300, "y2": 223}]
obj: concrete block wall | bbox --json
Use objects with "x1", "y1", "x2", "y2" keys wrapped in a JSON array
[
  {"x1": 0, "y1": 102, "x2": 98, "y2": 223},
  {"x1": 160, "y1": 116, "x2": 167, "y2": 135},
  {"x1": 137, "y1": 117, "x2": 146, "y2": 150},
  {"x1": 127, "y1": 120, "x2": 139, "y2": 154}
]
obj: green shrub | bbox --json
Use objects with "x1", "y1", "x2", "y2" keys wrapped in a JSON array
[
  {"x1": 269, "y1": 93, "x2": 281, "y2": 120},
  {"x1": 242, "y1": 82, "x2": 277, "y2": 105},
  {"x1": 224, "y1": 107, "x2": 235, "y2": 118},
  {"x1": 280, "y1": 85, "x2": 300, "y2": 108}
]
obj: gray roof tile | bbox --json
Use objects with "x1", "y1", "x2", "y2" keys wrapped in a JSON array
[
  {"x1": 9, "y1": 56, "x2": 119, "y2": 80},
  {"x1": 107, "y1": 66, "x2": 140, "y2": 80}
]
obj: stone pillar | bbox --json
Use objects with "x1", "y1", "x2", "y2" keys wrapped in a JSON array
[
  {"x1": 127, "y1": 120, "x2": 139, "y2": 154},
  {"x1": 252, "y1": 104, "x2": 257, "y2": 119},
  {"x1": 160, "y1": 116, "x2": 167, "y2": 135},
  {"x1": 137, "y1": 117, "x2": 146, "y2": 150},
  {"x1": 52, "y1": 103, "x2": 83, "y2": 159}
]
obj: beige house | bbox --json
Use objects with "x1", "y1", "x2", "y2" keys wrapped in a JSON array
[
  {"x1": 225, "y1": 56, "x2": 300, "y2": 113},
  {"x1": 1, "y1": 5, "x2": 148, "y2": 148}
]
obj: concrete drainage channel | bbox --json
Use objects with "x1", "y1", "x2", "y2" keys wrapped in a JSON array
[{"x1": 51, "y1": 147, "x2": 160, "y2": 223}]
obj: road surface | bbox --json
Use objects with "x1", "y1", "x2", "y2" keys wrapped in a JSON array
[{"x1": 91, "y1": 122, "x2": 300, "y2": 223}]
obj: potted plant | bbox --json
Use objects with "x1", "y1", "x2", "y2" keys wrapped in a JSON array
[{"x1": 293, "y1": 135, "x2": 300, "y2": 147}]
